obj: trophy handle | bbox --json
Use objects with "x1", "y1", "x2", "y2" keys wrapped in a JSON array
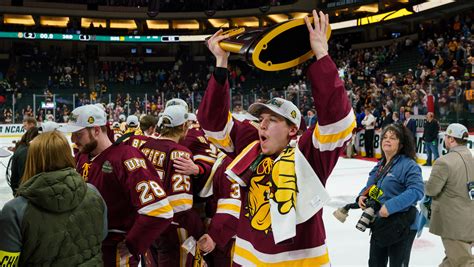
[{"x1": 218, "y1": 28, "x2": 246, "y2": 53}]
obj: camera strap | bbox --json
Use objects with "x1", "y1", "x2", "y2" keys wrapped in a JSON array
[
  {"x1": 374, "y1": 156, "x2": 398, "y2": 185},
  {"x1": 361, "y1": 156, "x2": 398, "y2": 199},
  {"x1": 453, "y1": 151, "x2": 472, "y2": 183}
]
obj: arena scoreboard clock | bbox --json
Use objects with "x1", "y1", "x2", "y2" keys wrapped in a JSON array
[{"x1": 0, "y1": 31, "x2": 208, "y2": 42}]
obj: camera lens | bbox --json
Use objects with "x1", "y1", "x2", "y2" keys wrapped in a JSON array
[{"x1": 356, "y1": 207, "x2": 376, "y2": 232}]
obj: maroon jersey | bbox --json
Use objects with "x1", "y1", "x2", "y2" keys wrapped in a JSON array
[
  {"x1": 201, "y1": 154, "x2": 240, "y2": 249},
  {"x1": 123, "y1": 134, "x2": 150, "y2": 149},
  {"x1": 76, "y1": 143, "x2": 173, "y2": 256},
  {"x1": 113, "y1": 129, "x2": 123, "y2": 142},
  {"x1": 198, "y1": 56, "x2": 355, "y2": 266},
  {"x1": 140, "y1": 138, "x2": 203, "y2": 238},
  {"x1": 180, "y1": 128, "x2": 218, "y2": 165},
  {"x1": 179, "y1": 127, "x2": 217, "y2": 195}
]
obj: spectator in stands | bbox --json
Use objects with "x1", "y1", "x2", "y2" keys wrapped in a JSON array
[
  {"x1": 376, "y1": 109, "x2": 387, "y2": 130},
  {"x1": 404, "y1": 110, "x2": 417, "y2": 142},
  {"x1": 399, "y1": 106, "x2": 406, "y2": 122},
  {"x1": 438, "y1": 88, "x2": 449, "y2": 118},
  {"x1": 362, "y1": 106, "x2": 376, "y2": 158},
  {"x1": 382, "y1": 107, "x2": 394, "y2": 129},
  {"x1": 4, "y1": 107, "x2": 13, "y2": 123},
  {"x1": 392, "y1": 112, "x2": 402, "y2": 126},
  {"x1": 466, "y1": 80, "x2": 474, "y2": 112},
  {"x1": 356, "y1": 107, "x2": 366, "y2": 129},
  {"x1": 22, "y1": 105, "x2": 34, "y2": 120},
  {"x1": 422, "y1": 112, "x2": 440, "y2": 166},
  {"x1": 305, "y1": 109, "x2": 317, "y2": 128}
]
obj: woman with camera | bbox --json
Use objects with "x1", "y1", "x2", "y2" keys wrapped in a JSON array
[{"x1": 357, "y1": 124, "x2": 424, "y2": 267}]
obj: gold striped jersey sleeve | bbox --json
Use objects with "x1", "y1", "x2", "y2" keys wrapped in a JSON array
[
  {"x1": 202, "y1": 112, "x2": 235, "y2": 153},
  {"x1": 312, "y1": 109, "x2": 356, "y2": 152}
]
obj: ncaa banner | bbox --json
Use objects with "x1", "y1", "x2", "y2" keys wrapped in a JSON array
[{"x1": 0, "y1": 124, "x2": 25, "y2": 136}]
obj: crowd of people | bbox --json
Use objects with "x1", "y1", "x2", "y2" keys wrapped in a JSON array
[
  {"x1": 0, "y1": 11, "x2": 473, "y2": 267},
  {"x1": 2, "y1": 13, "x2": 473, "y2": 137},
  {"x1": 343, "y1": 12, "x2": 473, "y2": 133},
  {"x1": 49, "y1": 0, "x2": 293, "y2": 11}
]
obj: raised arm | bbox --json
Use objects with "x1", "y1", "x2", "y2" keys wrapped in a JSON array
[
  {"x1": 198, "y1": 30, "x2": 258, "y2": 157},
  {"x1": 299, "y1": 10, "x2": 356, "y2": 182}
]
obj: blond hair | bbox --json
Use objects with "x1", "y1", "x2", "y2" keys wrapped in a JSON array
[{"x1": 21, "y1": 131, "x2": 75, "y2": 184}]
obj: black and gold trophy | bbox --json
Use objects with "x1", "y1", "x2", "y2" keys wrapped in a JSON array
[{"x1": 216, "y1": 17, "x2": 331, "y2": 71}]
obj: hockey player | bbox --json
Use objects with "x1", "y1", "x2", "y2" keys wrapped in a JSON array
[
  {"x1": 198, "y1": 10, "x2": 355, "y2": 266},
  {"x1": 111, "y1": 121, "x2": 123, "y2": 141},
  {"x1": 139, "y1": 105, "x2": 204, "y2": 267},
  {"x1": 123, "y1": 115, "x2": 158, "y2": 149},
  {"x1": 197, "y1": 153, "x2": 241, "y2": 266},
  {"x1": 165, "y1": 99, "x2": 218, "y2": 197},
  {"x1": 119, "y1": 114, "x2": 127, "y2": 132},
  {"x1": 59, "y1": 104, "x2": 173, "y2": 266},
  {"x1": 140, "y1": 115, "x2": 159, "y2": 137},
  {"x1": 124, "y1": 115, "x2": 143, "y2": 136}
]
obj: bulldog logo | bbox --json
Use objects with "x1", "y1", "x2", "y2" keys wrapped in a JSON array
[
  {"x1": 246, "y1": 157, "x2": 273, "y2": 233},
  {"x1": 247, "y1": 175, "x2": 272, "y2": 233}
]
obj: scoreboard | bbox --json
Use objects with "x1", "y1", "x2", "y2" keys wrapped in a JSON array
[
  {"x1": 321, "y1": 0, "x2": 378, "y2": 9},
  {"x1": 0, "y1": 31, "x2": 208, "y2": 42}
]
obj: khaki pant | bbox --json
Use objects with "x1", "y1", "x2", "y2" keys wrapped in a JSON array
[{"x1": 439, "y1": 237, "x2": 474, "y2": 267}]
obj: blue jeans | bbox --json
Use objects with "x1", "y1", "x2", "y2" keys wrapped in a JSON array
[{"x1": 424, "y1": 141, "x2": 439, "y2": 165}]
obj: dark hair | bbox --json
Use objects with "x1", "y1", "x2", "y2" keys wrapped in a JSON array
[
  {"x1": 140, "y1": 115, "x2": 158, "y2": 132},
  {"x1": 15, "y1": 127, "x2": 39, "y2": 149},
  {"x1": 381, "y1": 124, "x2": 416, "y2": 160},
  {"x1": 22, "y1": 117, "x2": 37, "y2": 126},
  {"x1": 453, "y1": 132, "x2": 469, "y2": 145}
]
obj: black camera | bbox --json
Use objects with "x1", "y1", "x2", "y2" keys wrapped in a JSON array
[
  {"x1": 356, "y1": 198, "x2": 381, "y2": 232},
  {"x1": 468, "y1": 181, "x2": 474, "y2": 200}
]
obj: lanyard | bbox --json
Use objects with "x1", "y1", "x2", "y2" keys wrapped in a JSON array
[
  {"x1": 370, "y1": 156, "x2": 398, "y2": 199},
  {"x1": 453, "y1": 151, "x2": 472, "y2": 183},
  {"x1": 374, "y1": 156, "x2": 398, "y2": 185}
]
